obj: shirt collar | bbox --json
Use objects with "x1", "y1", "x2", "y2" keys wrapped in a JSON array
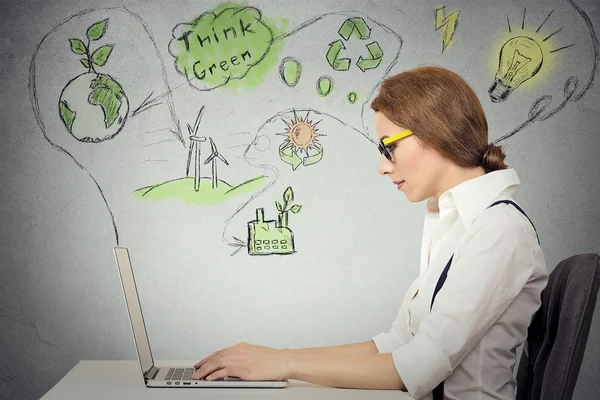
[{"x1": 425, "y1": 169, "x2": 521, "y2": 226}]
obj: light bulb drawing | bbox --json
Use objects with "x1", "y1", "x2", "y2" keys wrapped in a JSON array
[
  {"x1": 489, "y1": 36, "x2": 543, "y2": 102},
  {"x1": 488, "y1": 7, "x2": 576, "y2": 103}
]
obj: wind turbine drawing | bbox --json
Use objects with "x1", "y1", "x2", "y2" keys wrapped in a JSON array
[
  {"x1": 204, "y1": 137, "x2": 229, "y2": 189},
  {"x1": 186, "y1": 106, "x2": 207, "y2": 192}
]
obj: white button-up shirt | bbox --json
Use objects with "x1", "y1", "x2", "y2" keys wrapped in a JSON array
[{"x1": 372, "y1": 168, "x2": 548, "y2": 400}]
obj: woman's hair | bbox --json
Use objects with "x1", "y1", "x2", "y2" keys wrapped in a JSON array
[{"x1": 370, "y1": 66, "x2": 507, "y2": 173}]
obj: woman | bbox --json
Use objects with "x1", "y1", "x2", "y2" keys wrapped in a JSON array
[{"x1": 191, "y1": 66, "x2": 548, "y2": 400}]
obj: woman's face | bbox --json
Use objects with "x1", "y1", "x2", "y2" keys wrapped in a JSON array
[{"x1": 375, "y1": 112, "x2": 447, "y2": 202}]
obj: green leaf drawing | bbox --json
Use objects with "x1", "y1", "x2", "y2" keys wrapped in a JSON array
[
  {"x1": 88, "y1": 75, "x2": 125, "y2": 129},
  {"x1": 283, "y1": 187, "x2": 294, "y2": 203},
  {"x1": 59, "y1": 100, "x2": 76, "y2": 131},
  {"x1": 87, "y1": 18, "x2": 109, "y2": 41},
  {"x1": 80, "y1": 58, "x2": 90, "y2": 68},
  {"x1": 69, "y1": 38, "x2": 86, "y2": 55},
  {"x1": 290, "y1": 204, "x2": 302, "y2": 214},
  {"x1": 91, "y1": 45, "x2": 113, "y2": 66},
  {"x1": 276, "y1": 201, "x2": 283, "y2": 212}
]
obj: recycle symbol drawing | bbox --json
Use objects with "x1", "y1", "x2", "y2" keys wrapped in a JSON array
[{"x1": 326, "y1": 17, "x2": 383, "y2": 72}]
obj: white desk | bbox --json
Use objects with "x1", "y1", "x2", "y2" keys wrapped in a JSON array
[{"x1": 41, "y1": 360, "x2": 416, "y2": 399}]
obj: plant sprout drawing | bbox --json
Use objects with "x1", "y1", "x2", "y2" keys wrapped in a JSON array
[
  {"x1": 276, "y1": 186, "x2": 302, "y2": 229},
  {"x1": 75, "y1": 18, "x2": 113, "y2": 74},
  {"x1": 58, "y1": 18, "x2": 129, "y2": 142}
]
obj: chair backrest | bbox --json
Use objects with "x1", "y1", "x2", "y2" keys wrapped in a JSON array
[{"x1": 516, "y1": 253, "x2": 600, "y2": 400}]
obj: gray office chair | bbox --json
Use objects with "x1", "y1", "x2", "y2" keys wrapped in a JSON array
[{"x1": 516, "y1": 253, "x2": 600, "y2": 400}]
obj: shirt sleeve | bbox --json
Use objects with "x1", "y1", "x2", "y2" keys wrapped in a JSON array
[
  {"x1": 372, "y1": 275, "x2": 422, "y2": 352},
  {"x1": 371, "y1": 310, "x2": 413, "y2": 353},
  {"x1": 390, "y1": 206, "x2": 541, "y2": 399}
]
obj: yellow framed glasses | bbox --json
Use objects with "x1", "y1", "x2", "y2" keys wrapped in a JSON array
[{"x1": 378, "y1": 129, "x2": 413, "y2": 161}]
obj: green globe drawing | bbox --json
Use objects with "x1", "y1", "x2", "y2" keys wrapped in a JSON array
[{"x1": 58, "y1": 72, "x2": 129, "y2": 142}]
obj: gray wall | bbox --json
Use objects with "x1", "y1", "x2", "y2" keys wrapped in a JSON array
[{"x1": 1, "y1": 0, "x2": 599, "y2": 399}]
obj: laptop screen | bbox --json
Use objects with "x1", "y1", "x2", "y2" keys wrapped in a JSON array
[{"x1": 114, "y1": 247, "x2": 154, "y2": 377}]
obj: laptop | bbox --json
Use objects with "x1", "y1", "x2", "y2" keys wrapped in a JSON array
[{"x1": 113, "y1": 246, "x2": 288, "y2": 388}]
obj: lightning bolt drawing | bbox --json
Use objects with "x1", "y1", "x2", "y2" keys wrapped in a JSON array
[{"x1": 434, "y1": 6, "x2": 460, "y2": 53}]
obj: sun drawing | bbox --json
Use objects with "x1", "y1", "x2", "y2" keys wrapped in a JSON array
[
  {"x1": 277, "y1": 110, "x2": 327, "y2": 170},
  {"x1": 277, "y1": 110, "x2": 324, "y2": 155}
]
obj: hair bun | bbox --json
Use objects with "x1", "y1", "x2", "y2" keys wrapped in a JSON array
[{"x1": 481, "y1": 143, "x2": 508, "y2": 172}]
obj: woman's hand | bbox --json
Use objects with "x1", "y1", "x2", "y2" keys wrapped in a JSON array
[{"x1": 191, "y1": 342, "x2": 290, "y2": 381}]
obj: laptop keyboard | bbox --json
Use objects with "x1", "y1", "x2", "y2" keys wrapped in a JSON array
[
  {"x1": 164, "y1": 368, "x2": 194, "y2": 381},
  {"x1": 163, "y1": 367, "x2": 244, "y2": 382}
]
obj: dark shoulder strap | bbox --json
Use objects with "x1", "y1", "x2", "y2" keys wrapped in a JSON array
[
  {"x1": 430, "y1": 255, "x2": 453, "y2": 312},
  {"x1": 487, "y1": 200, "x2": 539, "y2": 244},
  {"x1": 429, "y1": 199, "x2": 539, "y2": 400}
]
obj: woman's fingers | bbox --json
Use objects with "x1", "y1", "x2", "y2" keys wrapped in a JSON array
[
  {"x1": 191, "y1": 343, "x2": 252, "y2": 380},
  {"x1": 194, "y1": 343, "x2": 246, "y2": 369},
  {"x1": 192, "y1": 359, "x2": 220, "y2": 379},
  {"x1": 194, "y1": 347, "x2": 227, "y2": 369},
  {"x1": 194, "y1": 352, "x2": 217, "y2": 369},
  {"x1": 206, "y1": 367, "x2": 231, "y2": 381}
]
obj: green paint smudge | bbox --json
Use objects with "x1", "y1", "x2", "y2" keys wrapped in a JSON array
[{"x1": 135, "y1": 175, "x2": 267, "y2": 205}]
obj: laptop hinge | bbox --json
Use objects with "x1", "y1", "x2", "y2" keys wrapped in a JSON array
[{"x1": 145, "y1": 366, "x2": 160, "y2": 381}]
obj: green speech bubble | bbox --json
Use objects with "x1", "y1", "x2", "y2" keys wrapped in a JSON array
[{"x1": 169, "y1": 5, "x2": 280, "y2": 91}]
